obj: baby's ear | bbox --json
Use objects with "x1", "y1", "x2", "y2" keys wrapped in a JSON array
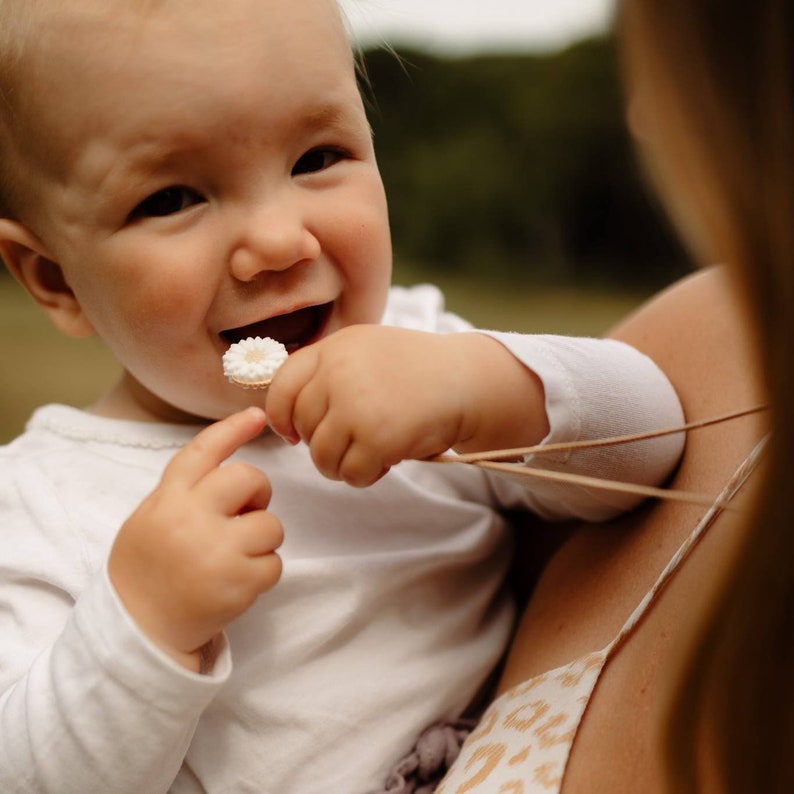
[{"x1": 0, "y1": 219, "x2": 95, "y2": 339}]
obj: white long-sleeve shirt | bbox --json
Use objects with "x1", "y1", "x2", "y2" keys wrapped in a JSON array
[{"x1": 0, "y1": 286, "x2": 684, "y2": 793}]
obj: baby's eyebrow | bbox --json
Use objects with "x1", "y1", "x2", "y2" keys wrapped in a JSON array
[
  {"x1": 80, "y1": 100, "x2": 367, "y2": 198},
  {"x1": 295, "y1": 103, "x2": 363, "y2": 135}
]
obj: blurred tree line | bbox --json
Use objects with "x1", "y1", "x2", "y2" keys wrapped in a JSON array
[{"x1": 361, "y1": 37, "x2": 692, "y2": 289}]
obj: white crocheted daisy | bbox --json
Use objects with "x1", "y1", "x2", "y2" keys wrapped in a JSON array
[{"x1": 222, "y1": 336, "x2": 288, "y2": 389}]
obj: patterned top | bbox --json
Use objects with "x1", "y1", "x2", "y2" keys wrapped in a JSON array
[{"x1": 435, "y1": 438, "x2": 766, "y2": 794}]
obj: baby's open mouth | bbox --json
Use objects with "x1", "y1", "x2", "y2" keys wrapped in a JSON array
[{"x1": 221, "y1": 302, "x2": 332, "y2": 352}]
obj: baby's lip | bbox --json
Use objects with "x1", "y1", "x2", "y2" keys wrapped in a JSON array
[{"x1": 221, "y1": 302, "x2": 332, "y2": 352}]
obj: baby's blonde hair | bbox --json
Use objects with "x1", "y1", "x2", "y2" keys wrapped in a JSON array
[
  {"x1": 0, "y1": 0, "x2": 39, "y2": 218},
  {"x1": 0, "y1": 0, "x2": 172, "y2": 219}
]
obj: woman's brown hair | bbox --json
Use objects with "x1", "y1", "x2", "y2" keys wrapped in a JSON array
[{"x1": 619, "y1": 1, "x2": 794, "y2": 791}]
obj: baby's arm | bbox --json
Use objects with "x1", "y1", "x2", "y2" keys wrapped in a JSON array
[
  {"x1": 266, "y1": 323, "x2": 684, "y2": 516},
  {"x1": 266, "y1": 326, "x2": 548, "y2": 485},
  {"x1": 479, "y1": 331, "x2": 684, "y2": 520},
  {"x1": 0, "y1": 408, "x2": 282, "y2": 793}
]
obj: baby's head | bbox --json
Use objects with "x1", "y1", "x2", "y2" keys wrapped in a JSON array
[{"x1": 0, "y1": 0, "x2": 392, "y2": 423}]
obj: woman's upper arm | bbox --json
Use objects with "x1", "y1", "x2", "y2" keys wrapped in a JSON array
[{"x1": 607, "y1": 266, "x2": 765, "y2": 420}]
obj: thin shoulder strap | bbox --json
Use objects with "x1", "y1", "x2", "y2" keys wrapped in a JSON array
[{"x1": 604, "y1": 436, "x2": 768, "y2": 655}]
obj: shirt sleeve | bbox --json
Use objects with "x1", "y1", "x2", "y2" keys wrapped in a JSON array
[
  {"x1": 0, "y1": 502, "x2": 232, "y2": 794},
  {"x1": 476, "y1": 331, "x2": 685, "y2": 522},
  {"x1": 382, "y1": 285, "x2": 685, "y2": 522}
]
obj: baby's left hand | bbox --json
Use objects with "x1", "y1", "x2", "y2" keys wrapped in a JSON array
[{"x1": 265, "y1": 326, "x2": 490, "y2": 486}]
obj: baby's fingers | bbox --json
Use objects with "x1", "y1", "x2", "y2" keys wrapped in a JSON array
[
  {"x1": 162, "y1": 408, "x2": 267, "y2": 488},
  {"x1": 265, "y1": 347, "x2": 320, "y2": 443},
  {"x1": 226, "y1": 512, "x2": 284, "y2": 599},
  {"x1": 337, "y1": 444, "x2": 390, "y2": 487},
  {"x1": 201, "y1": 462, "x2": 273, "y2": 516},
  {"x1": 234, "y1": 510, "x2": 284, "y2": 558}
]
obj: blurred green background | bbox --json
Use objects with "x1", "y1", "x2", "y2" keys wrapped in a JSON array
[
  {"x1": 0, "y1": 36, "x2": 691, "y2": 445},
  {"x1": 362, "y1": 37, "x2": 691, "y2": 288}
]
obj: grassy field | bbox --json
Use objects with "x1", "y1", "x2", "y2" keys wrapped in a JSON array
[{"x1": 0, "y1": 273, "x2": 652, "y2": 444}]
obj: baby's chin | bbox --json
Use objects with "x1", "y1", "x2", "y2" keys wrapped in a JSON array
[
  {"x1": 107, "y1": 371, "x2": 269, "y2": 426},
  {"x1": 174, "y1": 389, "x2": 271, "y2": 426}
]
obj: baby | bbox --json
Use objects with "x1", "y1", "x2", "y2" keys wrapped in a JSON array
[{"x1": 0, "y1": 1, "x2": 684, "y2": 791}]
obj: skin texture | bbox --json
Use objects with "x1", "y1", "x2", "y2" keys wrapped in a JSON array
[
  {"x1": 0, "y1": 0, "x2": 550, "y2": 668},
  {"x1": 500, "y1": 267, "x2": 767, "y2": 793}
]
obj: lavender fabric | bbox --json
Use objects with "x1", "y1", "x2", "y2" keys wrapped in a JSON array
[{"x1": 368, "y1": 719, "x2": 477, "y2": 794}]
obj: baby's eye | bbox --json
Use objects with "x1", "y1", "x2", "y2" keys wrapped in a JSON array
[
  {"x1": 128, "y1": 186, "x2": 204, "y2": 220},
  {"x1": 292, "y1": 148, "x2": 345, "y2": 176}
]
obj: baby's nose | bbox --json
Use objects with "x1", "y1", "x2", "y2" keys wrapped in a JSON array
[{"x1": 229, "y1": 205, "x2": 321, "y2": 281}]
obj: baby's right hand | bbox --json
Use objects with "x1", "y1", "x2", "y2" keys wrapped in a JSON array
[{"x1": 108, "y1": 407, "x2": 283, "y2": 671}]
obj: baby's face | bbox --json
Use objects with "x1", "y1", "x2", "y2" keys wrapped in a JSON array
[{"x1": 15, "y1": 0, "x2": 392, "y2": 422}]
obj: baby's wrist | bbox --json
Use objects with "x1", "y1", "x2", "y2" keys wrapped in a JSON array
[
  {"x1": 161, "y1": 643, "x2": 203, "y2": 673},
  {"x1": 434, "y1": 333, "x2": 494, "y2": 445},
  {"x1": 109, "y1": 580, "x2": 207, "y2": 672},
  {"x1": 451, "y1": 332, "x2": 549, "y2": 453}
]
